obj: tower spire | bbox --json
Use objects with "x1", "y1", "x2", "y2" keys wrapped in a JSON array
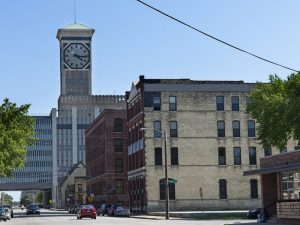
[{"x1": 74, "y1": 0, "x2": 77, "y2": 24}]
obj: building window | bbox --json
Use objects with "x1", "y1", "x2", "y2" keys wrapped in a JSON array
[
  {"x1": 218, "y1": 147, "x2": 226, "y2": 165},
  {"x1": 233, "y1": 147, "x2": 241, "y2": 165},
  {"x1": 250, "y1": 179, "x2": 258, "y2": 199},
  {"x1": 280, "y1": 147, "x2": 287, "y2": 153},
  {"x1": 232, "y1": 120, "x2": 240, "y2": 137},
  {"x1": 169, "y1": 96, "x2": 177, "y2": 111},
  {"x1": 281, "y1": 172, "x2": 299, "y2": 200},
  {"x1": 264, "y1": 148, "x2": 272, "y2": 157},
  {"x1": 248, "y1": 120, "x2": 256, "y2": 137},
  {"x1": 155, "y1": 147, "x2": 162, "y2": 165},
  {"x1": 115, "y1": 159, "x2": 123, "y2": 173},
  {"x1": 153, "y1": 121, "x2": 161, "y2": 138},
  {"x1": 153, "y1": 96, "x2": 161, "y2": 111},
  {"x1": 159, "y1": 178, "x2": 176, "y2": 200},
  {"x1": 231, "y1": 96, "x2": 239, "y2": 111},
  {"x1": 217, "y1": 121, "x2": 225, "y2": 137},
  {"x1": 216, "y1": 96, "x2": 224, "y2": 111},
  {"x1": 249, "y1": 147, "x2": 257, "y2": 165},
  {"x1": 219, "y1": 179, "x2": 227, "y2": 199},
  {"x1": 115, "y1": 179, "x2": 123, "y2": 194},
  {"x1": 114, "y1": 118, "x2": 123, "y2": 132},
  {"x1": 171, "y1": 147, "x2": 178, "y2": 165},
  {"x1": 170, "y1": 121, "x2": 178, "y2": 137},
  {"x1": 114, "y1": 138, "x2": 123, "y2": 152}
]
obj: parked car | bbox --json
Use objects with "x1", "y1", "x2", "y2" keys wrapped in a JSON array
[
  {"x1": 0, "y1": 207, "x2": 7, "y2": 222},
  {"x1": 115, "y1": 206, "x2": 130, "y2": 217},
  {"x1": 247, "y1": 207, "x2": 262, "y2": 219},
  {"x1": 97, "y1": 204, "x2": 111, "y2": 216},
  {"x1": 108, "y1": 205, "x2": 130, "y2": 217},
  {"x1": 77, "y1": 205, "x2": 96, "y2": 220},
  {"x1": 108, "y1": 205, "x2": 117, "y2": 216},
  {"x1": 2, "y1": 205, "x2": 13, "y2": 218},
  {"x1": 26, "y1": 204, "x2": 40, "y2": 215},
  {"x1": 3, "y1": 208, "x2": 10, "y2": 220}
]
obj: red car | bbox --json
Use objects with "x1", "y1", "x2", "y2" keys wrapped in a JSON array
[{"x1": 77, "y1": 205, "x2": 96, "y2": 220}]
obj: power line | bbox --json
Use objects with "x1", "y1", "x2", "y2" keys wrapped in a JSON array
[{"x1": 136, "y1": 0, "x2": 299, "y2": 73}]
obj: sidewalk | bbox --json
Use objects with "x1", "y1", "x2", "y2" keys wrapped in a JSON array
[{"x1": 147, "y1": 210, "x2": 248, "y2": 218}]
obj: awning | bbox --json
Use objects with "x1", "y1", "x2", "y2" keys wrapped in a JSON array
[{"x1": 244, "y1": 162, "x2": 300, "y2": 176}]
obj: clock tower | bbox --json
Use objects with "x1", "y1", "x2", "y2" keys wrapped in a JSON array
[{"x1": 57, "y1": 24, "x2": 95, "y2": 95}]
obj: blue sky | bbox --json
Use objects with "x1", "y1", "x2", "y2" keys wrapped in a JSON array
[
  {"x1": 0, "y1": 0, "x2": 299, "y2": 202},
  {"x1": 1, "y1": 0, "x2": 299, "y2": 115}
]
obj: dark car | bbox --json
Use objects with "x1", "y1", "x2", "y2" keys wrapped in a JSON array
[
  {"x1": 77, "y1": 205, "x2": 96, "y2": 220},
  {"x1": 2, "y1": 205, "x2": 13, "y2": 218},
  {"x1": 247, "y1": 207, "x2": 262, "y2": 219},
  {"x1": 97, "y1": 204, "x2": 111, "y2": 216},
  {"x1": 0, "y1": 207, "x2": 7, "y2": 222},
  {"x1": 26, "y1": 204, "x2": 40, "y2": 215}
]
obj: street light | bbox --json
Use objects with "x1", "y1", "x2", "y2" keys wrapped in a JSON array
[{"x1": 140, "y1": 127, "x2": 169, "y2": 220}]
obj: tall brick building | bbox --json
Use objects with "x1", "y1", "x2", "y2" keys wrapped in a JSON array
[
  {"x1": 85, "y1": 109, "x2": 128, "y2": 208},
  {"x1": 126, "y1": 75, "x2": 279, "y2": 212}
]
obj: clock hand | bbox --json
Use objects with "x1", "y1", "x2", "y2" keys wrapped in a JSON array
[{"x1": 73, "y1": 53, "x2": 84, "y2": 61}]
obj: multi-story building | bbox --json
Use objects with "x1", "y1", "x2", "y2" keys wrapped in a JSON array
[
  {"x1": 52, "y1": 23, "x2": 126, "y2": 207},
  {"x1": 0, "y1": 115, "x2": 54, "y2": 192},
  {"x1": 126, "y1": 75, "x2": 279, "y2": 212},
  {"x1": 85, "y1": 109, "x2": 128, "y2": 208}
]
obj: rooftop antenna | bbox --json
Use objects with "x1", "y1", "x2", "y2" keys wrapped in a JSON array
[{"x1": 74, "y1": 0, "x2": 77, "y2": 24}]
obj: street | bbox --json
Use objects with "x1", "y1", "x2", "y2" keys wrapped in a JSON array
[{"x1": 5, "y1": 209, "x2": 256, "y2": 225}]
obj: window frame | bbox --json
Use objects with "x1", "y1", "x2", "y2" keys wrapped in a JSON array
[
  {"x1": 247, "y1": 120, "x2": 256, "y2": 137},
  {"x1": 216, "y1": 96, "x2": 224, "y2": 111},
  {"x1": 217, "y1": 121, "x2": 225, "y2": 137},
  {"x1": 170, "y1": 121, "x2": 178, "y2": 137},
  {"x1": 219, "y1": 179, "x2": 227, "y2": 199},
  {"x1": 231, "y1": 96, "x2": 239, "y2": 111},
  {"x1": 114, "y1": 138, "x2": 123, "y2": 152},
  {"x1": 155, "y1": 147, "x2": 162, "y2": 166},
  {"x1": 232, "y1": 120, "x2": 240, "y2": 137},
  {"x1": 153, "y1": 121, "x2": 162, "y2": 138},
  {"x1": 218, "y1": 147, "x2": 226, "y2": 165},
  {"x1": 233, "y1": 147, "x2": 241, "y2": 165},
  {"x1": 114, "y1": 118, "x2": 123, "y2": 132},
  {"x1": 250, "y1": 179, "x2": 258, "y2": 199},
  {"x1": 171, "y1": 147, "x2": 178, "y2": 165},
  {"x1": 249, "y1": 147, "x2": 257, "y2": 165},
  {"x1": 153, "y1": 96, "x2": 161, "y2": 111},
  {"x1": 169, "y1": 96, "x2": 177, "y2": 111},
  {"x1": 115, "y1": 159, "x2": 123, "y2": 173}
]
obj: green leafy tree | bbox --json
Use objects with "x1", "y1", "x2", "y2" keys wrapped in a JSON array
[
  {"x1": 3, "y1": 193, "x2": 13, "y2": 205},
  {"x1": 35, "y1": 192, "x2": 43, "y2": 204},
  {"x1": 0, "y1": 98, "x2": 35, "y2": 176},
  {"x1": 20, "y1": 194, "x2": 31, "y2": 207},
  {"x1": 247, "y1": 73, "x2": 300, "y2": 150}
]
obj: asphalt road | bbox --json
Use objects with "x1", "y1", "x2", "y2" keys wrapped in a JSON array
[{"x1": 6, "y1": 209, "x2": 256, "y2": 225}]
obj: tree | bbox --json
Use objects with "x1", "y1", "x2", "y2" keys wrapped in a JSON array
[
  {"x1": 20, "y1": 194, "x2": 31, "y2": 207},
  {"x1": 247, "y1": 73, "x2": 300, "y2": 150},
  {"x1": 3, "y1": 193, "x2": 13, "y2": 205},
  {"x1": 35, "y1": 192, "x2": 43, "y2": 204},
  {"x1": 0, "y1": 98, "x2": 35, "y2": 176}
]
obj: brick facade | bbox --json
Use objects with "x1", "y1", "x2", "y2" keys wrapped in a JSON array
[{"x1": 85, "y1": 109, "x2": 128, "y2": 208}]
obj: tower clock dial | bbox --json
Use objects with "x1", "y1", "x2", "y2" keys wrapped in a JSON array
[{"x1": 63, "y1": 43, "x2": 90, "y2": 69}]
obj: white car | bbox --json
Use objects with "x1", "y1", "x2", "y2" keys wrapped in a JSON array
[{"x1": 4, "y1": 208, "x2": 11, "y2": 220}]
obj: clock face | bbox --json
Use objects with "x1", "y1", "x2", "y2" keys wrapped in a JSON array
[{"x1": 63, "y1": 43, "x2": 90, "y2": 69}]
